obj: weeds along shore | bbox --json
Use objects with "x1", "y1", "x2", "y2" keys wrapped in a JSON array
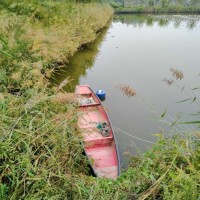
[
  {"x1": 0, "y1": 1, "x2": 114, "y2": 199},
  {"x1": 0, "y1": 1, "x2": 200, "y2": 199},
  {"x1": 0, "y1": 1, "x2": 113, "y2": 93}
]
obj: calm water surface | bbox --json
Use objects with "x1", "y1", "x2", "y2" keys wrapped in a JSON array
[{"x1": 53, "y1": 15, "x2": 200, "y2": 167}]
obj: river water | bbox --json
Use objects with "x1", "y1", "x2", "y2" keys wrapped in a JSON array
[{"x1": 52, "y1": 15, "x2": 200, "y2": 167}]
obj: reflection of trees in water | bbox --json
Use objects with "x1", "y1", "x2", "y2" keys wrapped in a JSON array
[
  {"x1": 51, "y1": 26, "x2": 109, "y2": 92},
  {"x1": 154, "y1": 15, "x2": 200, "y2": 29},
  {"x1": 115, "y1": 14, "x2": 149, "y2": 26},
  {"x1": 186, "y1": 19, "x2": 196, "y2": 29},
  {"x1": 174, "y1": 19, "x2": 182, "y2": 28},
  {"x1": 146, "y1": 17, "x2": 154, "y2": 26},
  {"x1": 114, "y1": 14, "x2": 200, "y2": 30},
  {"x1": 158, "y1": 17, "x2": 169, "y2": 26}
]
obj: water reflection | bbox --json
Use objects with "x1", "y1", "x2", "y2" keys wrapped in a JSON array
[
  {"x1": 52, "y1": 14, "x2": 200, "y2": 167},
  {"x1": 52, "y1": 14, "x2": 200, "y2": 92},
  {"x1": 51, "y1": 26, "x2": 109, "y2": 92},
  {"x1": 114, "y1": 14, "x2": 200, "y2": 29}
]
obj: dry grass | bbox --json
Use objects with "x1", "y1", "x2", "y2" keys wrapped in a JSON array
[
  {"x1": 163, "y1": 68, "x2": 184, "y2": 86},
  {"x1": 0, "y1": 2, "x2": 113, "y2": 93},
  {"x1": 0, "y1": 1, "x2": 114, "y2": 199},
  {"x1": 0, "y1": 93, "x2": 4, "y2": 101},
  {"x1": 162, "y1": 78, "x2": 174, "y2": 86},
  {"x1": 20, "y1": 3, "x2": 113, "y2": 63},
  {"x1": 58, "y1": 77, "x2": 71, "y2": 90},
  {"x1": 116, "y1": 84, "x2": 136, "y2": 97},
  {"x1": 52, "y1": 92, "x2": 77, "y2": 104},
  {"x1": 170, "y1": 68, "x2": 184, "y2": 80},
  {"x1": 6, "y1": 2, "x2": 200, "y2": 200}
]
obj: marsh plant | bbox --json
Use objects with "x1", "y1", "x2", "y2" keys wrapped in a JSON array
[
  {"x1": 162, "y1": 68, "x2": 184, "y2": 86},
  {"x1": 116, "y1": 84, "x2": 136, "y2": 97},
  {"x1": 170, "y1": 68, "x2": 184, "y2": 80},
  {"x1": 0, "y1": 0, "x2": 113, "y2": 93},
  {"x1": 0, "y1": 1, "x2": 114, "y2": 199}
]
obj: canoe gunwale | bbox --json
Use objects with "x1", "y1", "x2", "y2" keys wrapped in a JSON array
[{"x1": 76, "y1": 85, "x2": 120, "y2": 178}]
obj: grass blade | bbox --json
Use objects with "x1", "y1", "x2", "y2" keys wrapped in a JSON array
[{"x1": 176, "y1": 98, "x2": 191, "y2": 103}]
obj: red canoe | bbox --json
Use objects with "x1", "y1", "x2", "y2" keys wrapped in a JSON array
[{"x1": 75, "y1": 85, "x2": 120, "y2": 179}]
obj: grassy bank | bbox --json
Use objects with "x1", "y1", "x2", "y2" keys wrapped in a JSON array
[
  {"x1": 0, "y1": 1, "x2": 114, "y2": 199},
  {"x1": 0, "y1": 0, "x2": 113, "y2": 93},
  {"x1": 1, "y1": 0, "x2": 200, "y2": 199}
]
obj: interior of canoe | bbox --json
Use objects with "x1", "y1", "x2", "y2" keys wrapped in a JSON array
[
  {"x1": 76, "y1": 85, "x2": 119, "y2": 178},
  {"x1": 78, "y1": 106, "x2": 118, "y2": 178},
  {"x1": 76, "y1": 86, "x2": 100, "y2": 106},
  {"x1": 86, "y1": 142, "x2": 118, "y2": 179},
  {"x1": 78, "y1": 105, "x2": 113, "y2": 146}
]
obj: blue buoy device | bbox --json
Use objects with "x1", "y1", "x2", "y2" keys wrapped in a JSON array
[{"x1": 96, "y1": 90, "x2": 106, "y2": 101}]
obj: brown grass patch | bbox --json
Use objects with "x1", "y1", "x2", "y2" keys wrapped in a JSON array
[
  {"x1": 170, "y1": 68, "x2": 184, "y2": 80},
  {"x1": 52, "y1": 92, "x2": 77, "y2": 104},
  {"x1": 116, "y1": 84, "x2": 136, "y2": 97}
]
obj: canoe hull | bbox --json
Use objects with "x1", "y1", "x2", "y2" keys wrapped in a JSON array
[{"x1": 76, "y1": 85, "x2": 120, "y2": 179}]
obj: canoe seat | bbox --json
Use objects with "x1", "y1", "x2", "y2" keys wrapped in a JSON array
[
  {"x1": 82, "y1": 128, "x2": 113, "y2": 147},
  {"x1": 76, "y1": 86, "x2": 91, "y2": 95}
]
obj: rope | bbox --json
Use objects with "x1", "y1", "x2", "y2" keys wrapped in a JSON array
[{"x1": 113, "y1": 126, "x2": 158, "y2": 145}]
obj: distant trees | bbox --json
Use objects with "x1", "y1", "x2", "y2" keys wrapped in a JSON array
[
  {"x1": 191, "y1": 0, "x2": 198, "y2": 6},
  {"x1": 161, "y1": 0, "x2": 170, "y2": 7},
  {"x1": 102, "y1": 0, "x2": 200, "y2": 6},
  {"x1": 148, "y1": 0, "x2": 154, "y2": 6}
]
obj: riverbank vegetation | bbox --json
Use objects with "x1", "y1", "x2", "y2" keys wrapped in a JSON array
[
  {"x1": 0, "y1": 0, "x2": 114, "y2": 199},
  {"x1": 106, "y1": 0, "x2": 200, "y2": 13},
  {"x1": 1, "y1": 0, "x2": 200, "y2": 199}
]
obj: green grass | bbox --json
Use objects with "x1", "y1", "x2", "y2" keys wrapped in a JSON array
[
  {"x1": 0, "y1": 90, "x2": 91, "y2": 199},
  {"x1": 1, "y1": 0, "x2": 200, "y2": 199},
  {"x1": 0, "y1": 1, "x2": 114, "y2": 199}
]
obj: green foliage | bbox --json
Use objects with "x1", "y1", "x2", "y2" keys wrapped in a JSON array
[
  {"x1": 148, "y1": 0, "x2": 155, "y2": 6},
  {"x1": 57, "y1": 136, "x2": 199, "y2": 199},
  {"x1": 1, "y1": 0, "x2": 200, "y2": 199},
  {"x1": 112, "y1": 0, "x2": 200, "y2": 13},
  {"x1": 0, "y1": 0, "x2": 113, "y2": 94},
  {"x1": 0, "y1": 90, "x2": 92, "y2": 199},
  {"x1": 0, "y1": 0, "x2": 114, "y2": 199}
]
